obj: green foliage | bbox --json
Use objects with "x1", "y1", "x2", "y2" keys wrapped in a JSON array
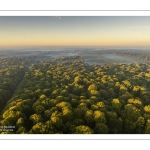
[
  {"x1": 88, "y1": 84, "x2": 97, "y2": 91},
  {"x1": 0, "y1": 57, "x2": 27, "y2": 112},
  {"x1": 1, "y1": 56, "x2": 150, "y2": 134},
  {"x1": 94, "y1": 110, "x2": 106, "y2": 124},
  {"x1": 94, "y1": 123, "x2": 109, "y2": 134},
  {"x1": 145, "y1": 119, "x2": 150, "y2": 134},
  {"x1": 111, "y1": 98, "x2": 122, "y2": 110},
  {"x1": 30, "y1": 114, "x2": 43, "y2": 124},
  {"x1": 144, "y1": 105, "x2": 150, "y2": 114},
  {"x1": 74, "y1": 125, "x2": 94, "y2": 134}
]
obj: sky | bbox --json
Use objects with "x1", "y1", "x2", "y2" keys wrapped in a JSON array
[{"x1": 0, "y1": 16, "x2": 150, "y2": 49}]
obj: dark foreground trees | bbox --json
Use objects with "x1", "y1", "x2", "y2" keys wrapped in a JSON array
[{"x1": 0, "y1": 57, "x2": 32, "y2": 113}]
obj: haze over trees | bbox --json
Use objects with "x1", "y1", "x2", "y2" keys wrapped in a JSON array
[{"x1": 1, "y1": 50, "x2": 150, "y2": 134}]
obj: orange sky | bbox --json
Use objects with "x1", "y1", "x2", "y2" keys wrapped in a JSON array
[{"x1": 0, "y1": 16, "x2": 150, "y2": 48}]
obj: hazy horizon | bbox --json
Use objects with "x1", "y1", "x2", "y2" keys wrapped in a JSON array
[{"x1": 1, "y1": 46, "x2": 150, "y2": 51}]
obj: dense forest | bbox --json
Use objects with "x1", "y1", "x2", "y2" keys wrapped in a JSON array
[
  {"x1": 0, "y1": 57, "x2": 34, "y2": 113},
  {"x1": 1, "y1": 54, "x2": 150, "y2": 134}
]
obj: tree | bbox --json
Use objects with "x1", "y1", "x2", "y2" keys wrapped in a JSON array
[
  {"x1": 145, "y1": 119, "x2": 150, "y2": 134},
  {"x1": 74, "y1": 125, "x2": 94, "y2": 134},
  {"x1": 119, "y1": 84, "x2": 128, "y2": 95},
  {"x1": 50, "y1": 111, "x2": 63, "y2": 130},
  {"x1": 16, "y1": 117, "x2": 24, "y2": 127},
  {"x1": 99, "y1": 90, "x2": 109, "y2": 99},
  {"x1": 111, "y1": 98, "x2": 122, "y2": 112},
  {"x1": 72, "y1": 118, "x2": 85, "y2": 126},
  {"x1": 62, "y1": 106, "x2": 73, "y2": 122},
  {"x1": 106, "y1": 111, "x2": 123, "y2": 133},
  {"x1": 94, "y1": 110, "x2": 106, "y2": 124},
  {"x1": 136, "y1": 116, "x2": 145, "y2": 133},
  {"x1": 122, "y1": 104, "x2": 141, "y2": 133},
  {"x1": 91, "y1": 104, "x2": 99, "y2": 111},
  {"x1": 88, "y1": 84, "x2": 97, "y2": 91},
  {"x1": 144, "y1": 105, "x2": 150, "y2": 114},
  {"x1": 16, "y1": 126, "x2": 27, "y2": 134},
  {"x1": 29, "y1": 122, "x2": 46, "y2": 134},
  {"x1": 34, "y1": 105, "x2": 45, "y2": 115},
  {"x1": 127, "y1": 98, "x2": 143, "y2": 109},
  {"x1": 30, "y1": 114, "x2": 43, "y2": 125},
  {"x1": 44, "y1": 120, "x2": 57, "y2": 134},
  {"x1": 71, "y1": 98, "x2": 79, "y2": 108},
  {"x1": 94, "y1": 123, "x2": 108, "y2": 134},
  {"x1": 74, "y1": 76, "x2": 83, "y2": 85},
  {"x1": 122, "y1": 80, "x2": 132, "y2": 91},
  {"x1": 85, "y1": 110, "x2": 95, "y2": 127},
  {"x1": 74, "y1": 107, "x2": 88, "y2": 119}
]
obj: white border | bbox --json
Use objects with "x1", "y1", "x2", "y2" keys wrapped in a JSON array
[
  {"x1": 0, "y1": 10, "x2": 150, "y2": 16},
  {"x1": 0, "y1": 0, "x2": 150, "y2": 11},
  {"x1": 0, "y1": 134, "x2": 150, "y2": 140}
]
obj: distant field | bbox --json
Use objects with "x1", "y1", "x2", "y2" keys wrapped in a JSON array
[{"x1": 0, "y1": 49, "x2": 150, "y2": 65}]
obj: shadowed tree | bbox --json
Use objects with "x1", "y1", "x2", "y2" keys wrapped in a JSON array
[
  {"x1": 94, "y1": 123, "x2": 109, "y2": 134},
  {"x1": 145, "y1": 119, "x2": 150, "y2": 134}
]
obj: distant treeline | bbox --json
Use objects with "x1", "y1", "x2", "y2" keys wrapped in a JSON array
[{"x1": 87, "y1": 50, "x2": 150, "y2": 63}]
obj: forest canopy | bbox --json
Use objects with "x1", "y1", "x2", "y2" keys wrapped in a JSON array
[{"x1": 0, "y1": 54, "x2": 150, "y2": 134}]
